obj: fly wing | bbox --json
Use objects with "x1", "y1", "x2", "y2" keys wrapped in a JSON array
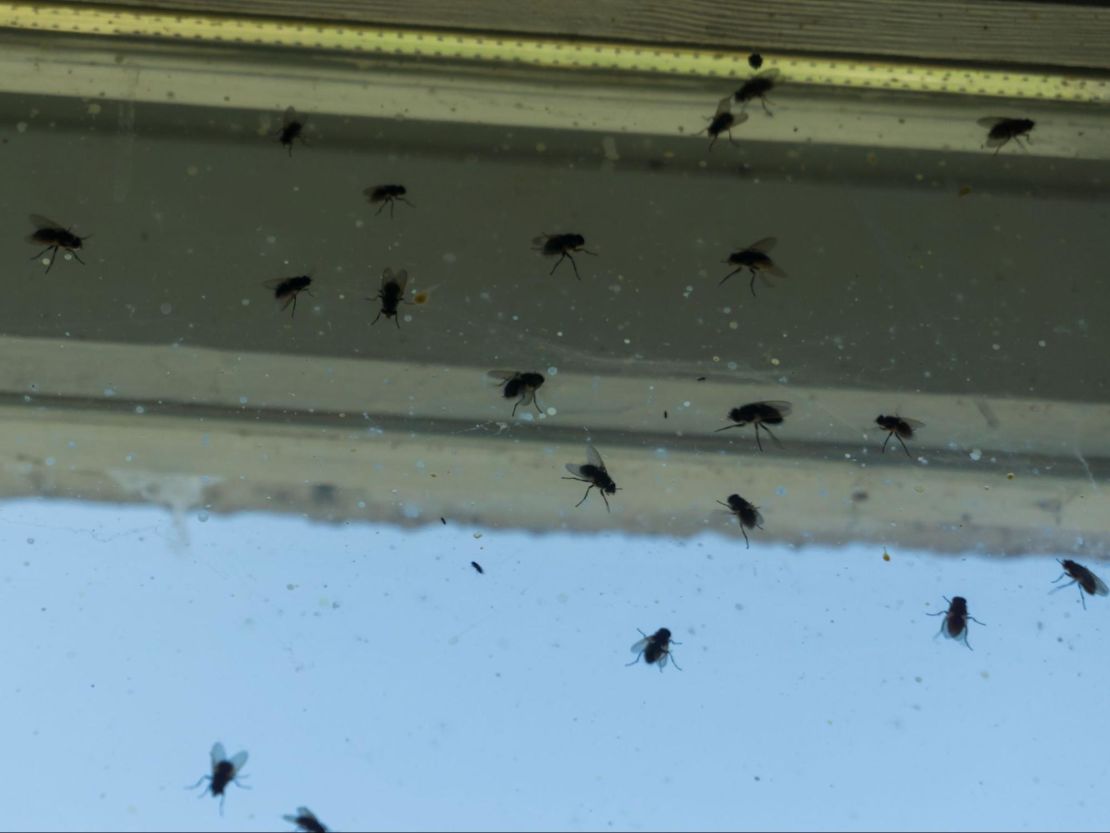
[
  {"x1": 760, "y1": 400, "x2": 793, "y2": 416},
  {"x1": 565, "y1": 463, "x2": 590, "y2": 479},
  {"x1": 362, "y1": 185, "x2": 384, "y2": 202},
  {"x1": 385, "y1": 268, "x2": 409, "y2": 293},
  {"x1": 752, "y1": 508, "x2": 765, "y2": 529},
  {"x1": 228, "y1": 750, "x2": 248, "y2": 773},
  {"x1": 29, "y1": 214, "x2": 65, "y2": 231},
  {"x1": 282, "y1": 106, "x2": 300, "y2": 128},
  {"x1": 585, "y1": 443, "x2": 606, "y2": 472},
  {"x1": 486, "y1": 370, "x2": 520, "y2": 383},
  {"x1": 900, "y1": 417, "x2": 926, "y2": 429},
  {"x1": 210, "y1": 742, "x2": 226, "y2": 768},
  {"x1": 1091, "y1": 573, "x2": 1110, "y2": 597},
  {"x1": 713, "y1": 94, "x2": 733, "y2": 117},
  {"x1": 756, "y1": 68, "x2": 782, "y2": 82},
  {"x1": 630, "y1": 637, "x2": 650, "y2": 654},
  {"x1": 977, "y1": 117, "x2": 1009, "y2": 146},
  {"x1": 262, "y1": 277, "x2": 293, "y2": 292},
  {"x1": 656, "y1": 651, "x2": 670, "y2": 669},
  {"x1": 745, "y1": 236, "x2": 777, "y2": 254}
]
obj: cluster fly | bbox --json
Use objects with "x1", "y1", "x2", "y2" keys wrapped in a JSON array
[
  {"x1": 28, "y1": 214, "x2": 87, "y2": 273},
  {"x1": 734, "y1": 69, "x2": 780, "y2": 116},
  {"x1": 278, "y1": 107, "x2": 308, "y2": 156},
  {"x1": 370, "y1": 267, "x2": 409, "y2": 328},
  {"x1": 284, "y1": 807, "x2": 328, "y2": 833},
  {"x1": 628, "y1": 627, "x2": 681, "y2": 671},
  {"x1": 701, "y1": 95, "x2": 748, "y2": 150},
  {"x1": 563, "y1": 443, "x2": 619, "y2": 512},
  {"x1": 264, "y1": 275, "x2": 313, "y2": 318},
  {"x1": 978, "y1": 117, "x2": 1034, "y2": 154},
  {"x1": 717, "y1": 493, "x2": 763, "y2": 548},
  {"x1": 927, "y1": 596, "x2": 984, "y2": 650},
  {"x1": 1051, "y1": 559, "x2": 1109, "y2": 610},
  {"x1": 533, "y1": 233, "x2": 596, "y2": 280},
  {"x1": 188, "y1": 742, "x2": 249, "y2": 814},
  {"x1": 875, "y1": 414, "x2": 923, "y2": 458},
  {"x1": 719, "y1": 237, "x2": 786, "y2": 296},
  {"x1": 487, "y1": 370, "x2": 545, "y2": 416},
  {"x1": 716, "y1": 401, "x2": 791, "y2": 452},
  {"x1": 364, "y1": 184, "x2": 413, "y2": 218}
]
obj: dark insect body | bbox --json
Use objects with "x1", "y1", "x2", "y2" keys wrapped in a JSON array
[
  {"x1": 734, "y1": 69, "x2": 780, "y2": 115},
  {"x1": 533, "y1": 233, "x2": 595, "y2": 279},
  {"x1": 364, "y1": 184, "x2": 413, "y2": 218},
  {"x1": 487, "y1": 370, "x2": 546, "y2": 416},
  {"x1": 717, "y1": 493, "x2": 763, "y2": 549},
  {"x1": 978, "y1": 117, "x2": 1034, "y2": 154},
  {"x1": 748, "y1": 53, "x2": 763, "y2": 70},
  {"x1": 628, "y1": 627, "x2": 681, "y2": 671},
  {"x1": 370, "y1": 267, "x2": 409, "y2": 328},
  {"x1": 719, "y1": 236, "x2": 785, "y2": 296},
  {"x1": 28, "y1": 214, "x2": 87, "y2": 273},
  {"x1": 876, "y1": 414, "x2": 923, "y2": 458},
  {"x1": 563, "y1": 443, "x2": 619, "y2": 512},
  {"x1": 187, "y1": 742, "x2": 249, "y2": 815},
  {"x1": 702, "y1": 95, "x2": 748, "y2": 150},
  {"x1": 715, "y1": 400, "x2": 792, "y2": 451},
  {"x1": 471, "y1": 561, "x2": 484, "y2": 574},
  {"x1": 278, "y1": 106, "x2": 307, "y2": 156},
  {"x1": 926, "y1": 596, "x2": 983, "y2": 650},
  {"x1": 284, "y1": 807, "x2": 328, "y2": 833},
  {"x1": 264, "y1": 275, "x2": 313, "y2": 318},
  {"x1": 1051, "y1": 559, "x2": 1109, "y2": 610}
]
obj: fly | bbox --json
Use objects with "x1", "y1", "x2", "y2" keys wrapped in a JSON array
[
  {"x1": 370, "y1": 267, "x2": 409, "y2": 328},
  {"x1": 715, "y1": 400, "x2": 792, "y2": 452},
  {"x1": 278, "y1": 106, "x2": 307, "y2": 156},
  {"x1": 926, "y1": 596, "x2": 984, "y2": 650},
  {"x1": 628, "y1": 627, "x2": 681, "y2": 671},
  {"x1": 471, "y1": 561, "x2": 484, "y2": 574},
  {"x1": 364, "y1": 184, "x2": 413, "y2": 218},
  {"x1": 28, "y1": 214, "x2": 87, "y2": 273},
  {"x1": 533, "y1": 233, "x2": 595, "y2": 280},
  {"x1": 716, "y1": 493, "x2": 763, "y2": 549},
  {"x1": 487, "y1": 370, "x2": 545, "y2": 417},
  {"x1": 284, "y1": 807, "x2": 328, "y2": 833},
  {"x1": 734, "y1": 69, "x2": 780, "y2": 115},
  {"x1": 187, "y1": 742, "x2": 249, "y2": 815},
  {"x1": 1051, "y1": 559, "x2": 1109, "y2": 610},
  {"x1": 719, "y1": 237, "x2": 785, "y2": 296},
  {"x1": 563, "y1": 443, "x2": 619, "y2": 512},
  {"x1": 978, "y1": 117, "x2": 1034, "y2": 154},
  {"x1": 748, "y1": 53, "x2": 763, "y2": 70},
  {"x1": 876, "y1": 414, "x2": 923, "y2": 458},
  {"x1": 701, "y1": 95, "x2": 748, "y2": 150},
  {"x1": 263, "y1": 275, "x2": 313, "y2": 318}
]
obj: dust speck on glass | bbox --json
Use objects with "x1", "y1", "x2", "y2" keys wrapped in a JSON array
[{"x1": 2, "y1": 16, "x2": 1109, "y2": 833}]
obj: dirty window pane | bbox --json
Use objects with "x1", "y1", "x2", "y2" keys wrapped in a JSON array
[{"x1": 2, "y1": 13, "x2": 1108, "y2": 833}]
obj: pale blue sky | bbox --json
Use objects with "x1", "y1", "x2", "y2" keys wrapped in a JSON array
[{"x1": 1, "y1": 499, "x2": 1106, "y2": 831}]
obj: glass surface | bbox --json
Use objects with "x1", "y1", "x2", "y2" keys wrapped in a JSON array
[{"x1": 1, "y1": 26, "x2": 1108, "y2": 833}]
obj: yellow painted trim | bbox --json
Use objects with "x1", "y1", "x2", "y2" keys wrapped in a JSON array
[{"x1": 0, "y1": 1, "x2": 1107, "y2": 103}]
